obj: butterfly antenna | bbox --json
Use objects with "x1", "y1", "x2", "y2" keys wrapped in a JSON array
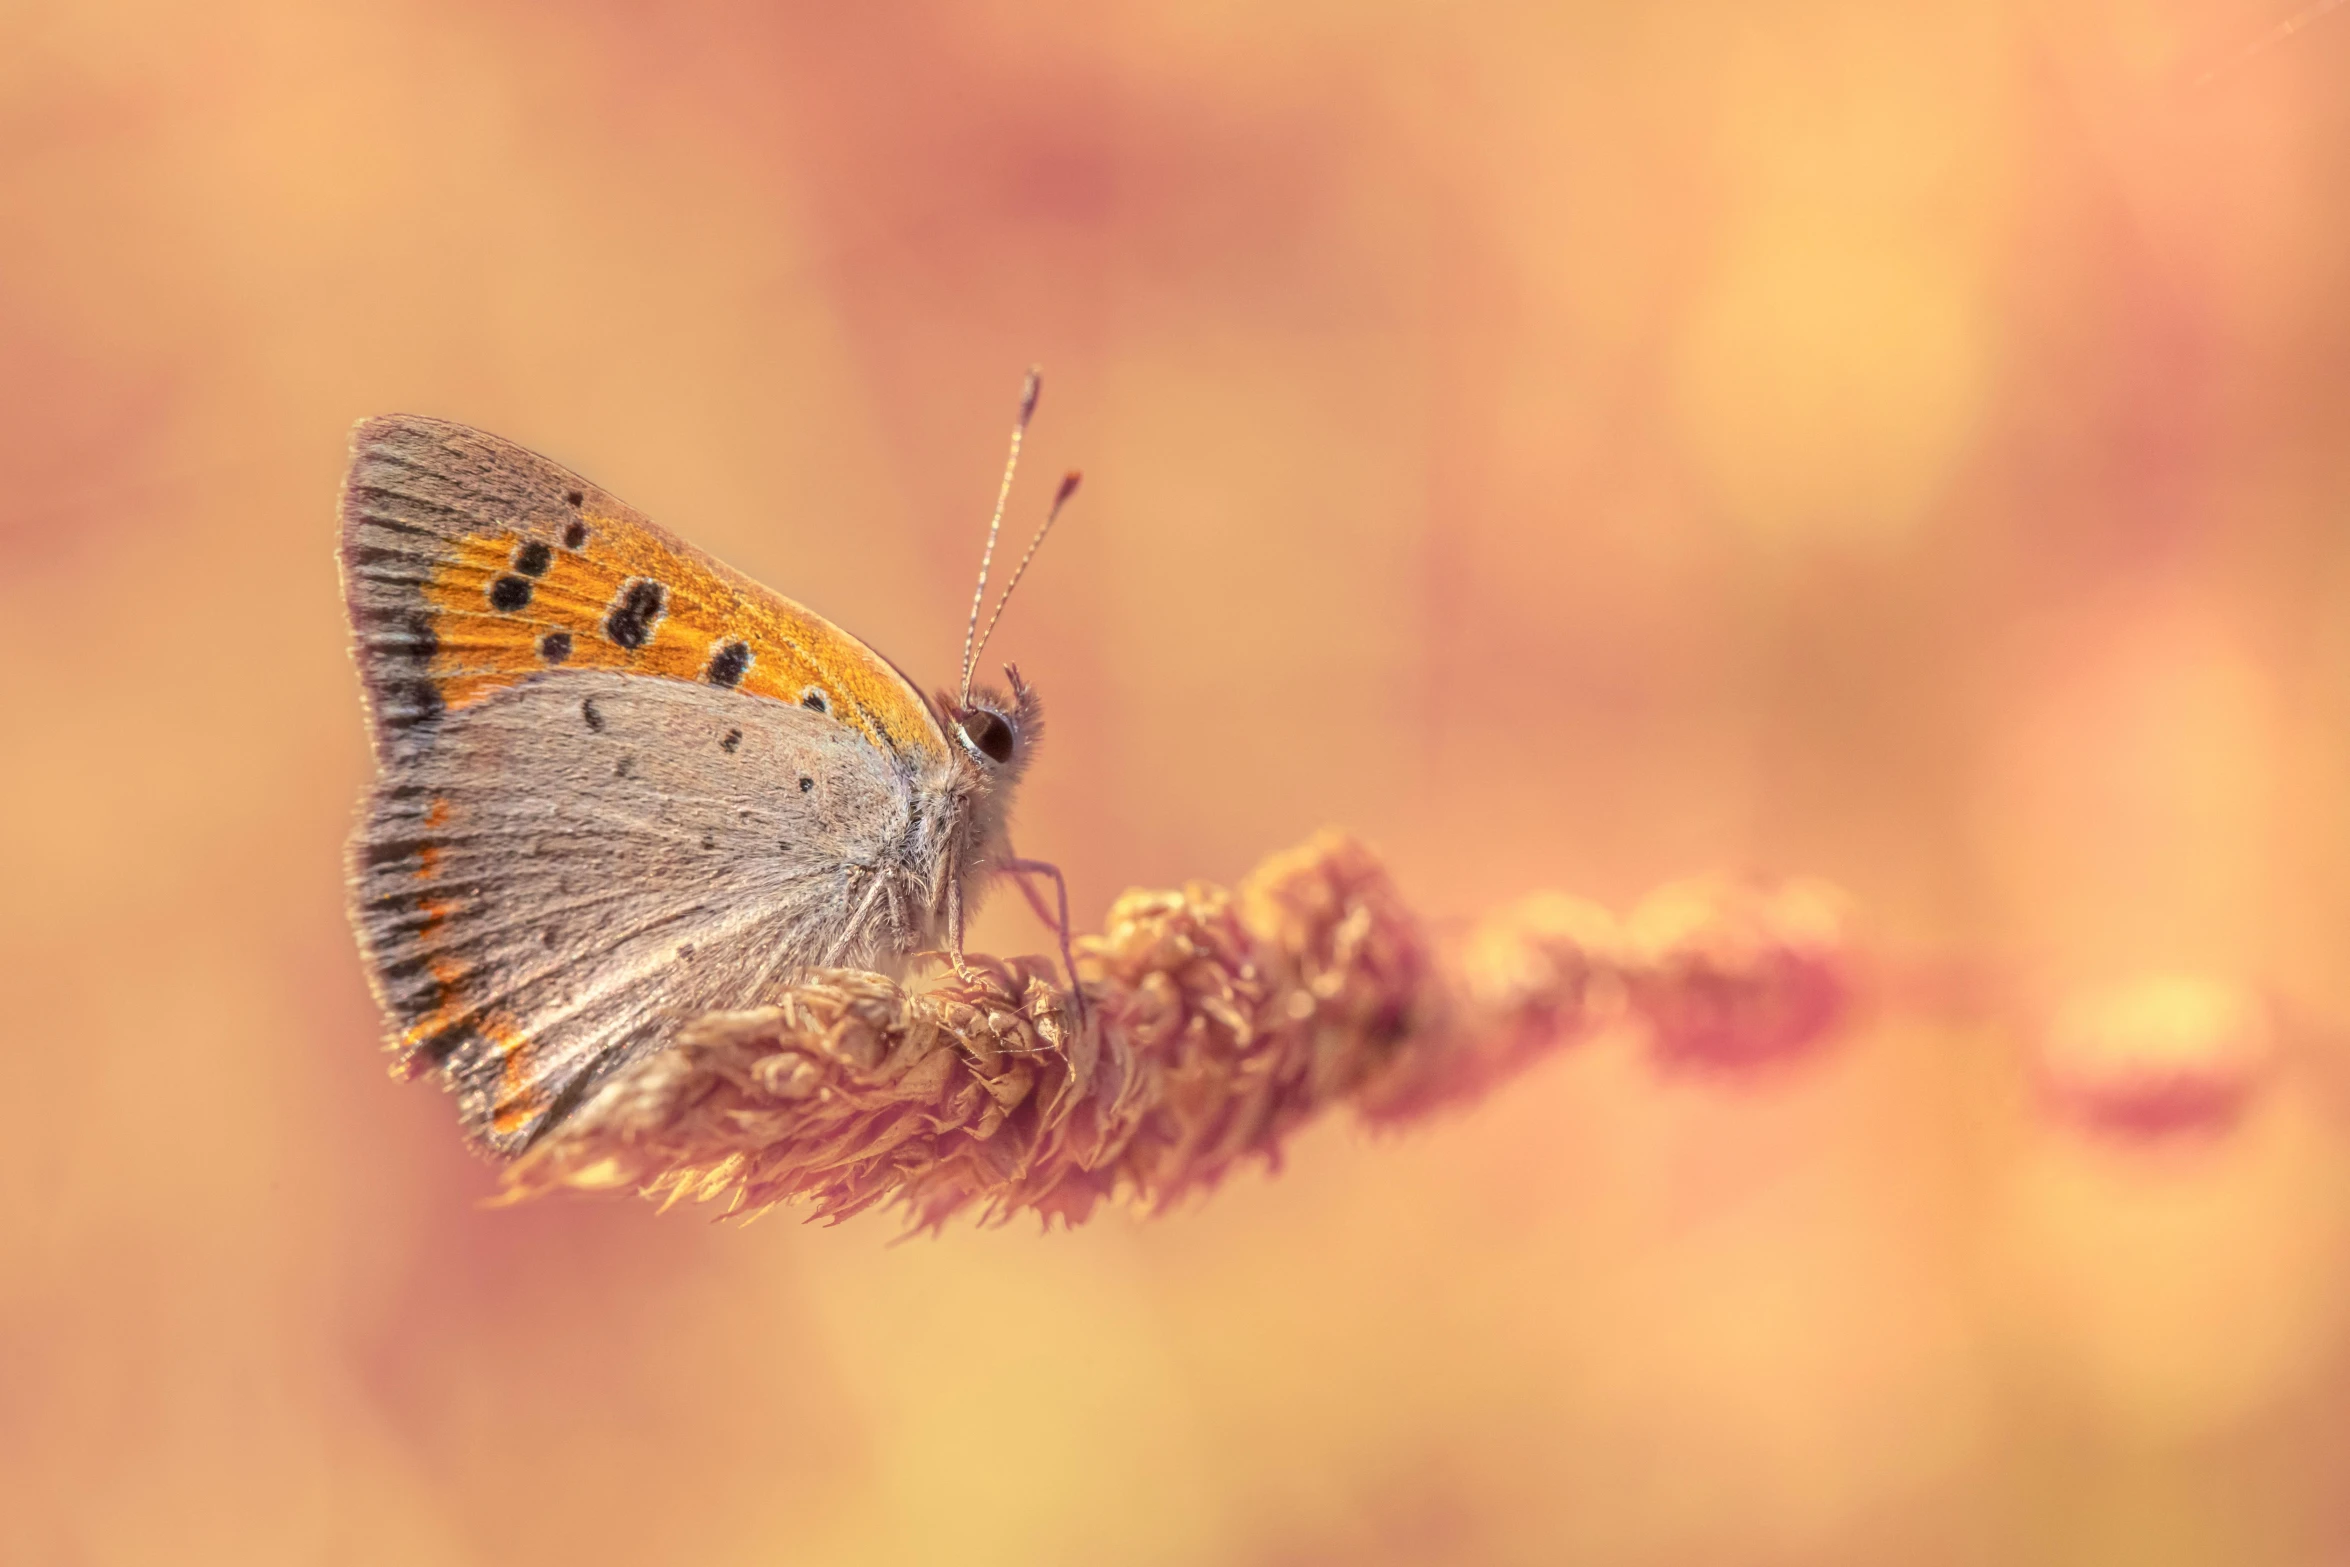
[
  {"x1": 962, "y1": 367, "x2": 1042, "y2": 704},
  {"x1": 971, "y1": 470, "x2": 1082, "y2": 676}
]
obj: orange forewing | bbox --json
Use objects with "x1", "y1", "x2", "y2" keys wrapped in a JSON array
[{"x1": 417, "y1": 500, "x2": 944, "y2": 765}]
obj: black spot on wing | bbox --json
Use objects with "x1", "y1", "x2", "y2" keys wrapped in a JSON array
[
  {"x1": 353, "y1": 609, "x2": 437, "y2": 666},
  {"x1": 385, "y1": 678, "x2": 445, "y2": 730},
  {"x1": 605, "y1": 579, "x2": 666, "y2": 649},
  {"x1": 399, "y1": 612, "x2": 438, "y2": 662},
  {"x1": 372, "y1": 949, "x2": 439, "y2": 986},
  {"x1": 705, "y1": 640, "x2": 752, "y2": 688},
  {"x1": 362, "y1": 834, "x2": 430, "y2": 869},
  {"x1": 513, "y1": 540, "x2": 553, "y2": 577},
  {"x1": 720, "y1": 728, "x2": 742, "y2": 753},
  {"x1": 408, "y1": 1023, "x2": 469, "y2": 1070},
  {"x1": 582, "y1": 696, "x2": 604, "y2": 732},
  {"x1": 801, "y1": 689, "x2": 828, "y2": 713},
  {"x1": 538, "y1": 629, "x2": 572, "y2": 663},
  {"x1": 799, "y1": 776, "x2": 814, "y2": 793},
  {"x1": 488, "y1": 574, "x2": 534, "y2": 612},
  {"x1": 562, "y1": 519, "x2": 589, "y2": 549}
]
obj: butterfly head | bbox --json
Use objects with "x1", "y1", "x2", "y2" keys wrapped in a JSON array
[{"x1": 941, "y1": 665, "x2": 1042, "y2": 780}]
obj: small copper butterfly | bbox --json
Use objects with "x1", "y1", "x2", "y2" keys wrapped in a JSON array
[{"x1": 340, "y1": 373, "x2": 1080, "y2": 1153}]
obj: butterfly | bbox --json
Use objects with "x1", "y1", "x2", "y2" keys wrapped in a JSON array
[{"x1": 340, "y1": 373, "x2": 1080, "y2": 1155}]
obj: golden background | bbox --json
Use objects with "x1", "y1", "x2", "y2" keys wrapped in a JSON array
[{"x1": 8, "y1": 1, "x2": 2350, "y2": 1561}]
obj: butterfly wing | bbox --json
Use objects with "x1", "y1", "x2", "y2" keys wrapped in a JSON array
[
  {"x1": 355, "y1": 669, "x2": 924, "y2": 1152},
  {"x1": 338, "y1": 415, "x2": 963, "y2": 1153},
  {"x1": 339, "y1": 413, "x2": 949, "y2": 767}
]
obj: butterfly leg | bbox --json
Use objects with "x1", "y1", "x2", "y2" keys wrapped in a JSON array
[
  {"x1": 1003, "y1": 861, "x2": 1062, "y2": 930},
  {"x1": 946, "y1": 870, "x2": 980, "y2": 984},
  {"x1": 997, "y1": 854, "x2": 1088, "y2": 1028}
]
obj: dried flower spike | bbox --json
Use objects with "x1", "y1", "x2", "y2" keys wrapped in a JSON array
[{"x1": 499, "y1": 833, "x2": 1865, "y2": 1227}]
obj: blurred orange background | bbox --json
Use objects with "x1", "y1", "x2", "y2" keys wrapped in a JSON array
[{"x1": 9, "y1": 1, "x2": 2350, "y2": 1562}]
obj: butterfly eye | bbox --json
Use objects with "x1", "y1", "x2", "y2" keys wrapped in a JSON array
[{"x1": 960, "y1": 708, "x2": 1015, "y2": 765}]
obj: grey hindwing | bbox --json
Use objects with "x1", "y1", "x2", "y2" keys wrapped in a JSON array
[{"x1": 350, "y1": 668, "x2": 916, "y2": 1154}]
